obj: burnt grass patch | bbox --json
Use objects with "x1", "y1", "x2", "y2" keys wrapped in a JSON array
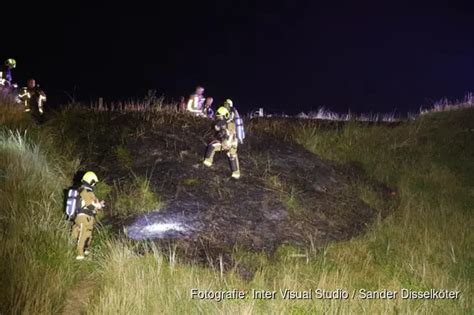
[{"x1": 52, "y1": 109, "x2": 396, "y2": 273}]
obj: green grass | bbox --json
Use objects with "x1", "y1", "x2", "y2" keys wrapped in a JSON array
[
  {"x1": 1, "y1": 101, "x2": 472, "y2": 314},
  {"x1": 292, "y1": 110, "x2": 474, "y2": 312},
  {"x1": 0, "y1": 128, "x2": 79, "y2": 314},
  {"x1": 114, "y1": 144, "x2": 133, "y2": 169},
  {"x1": 112, "y1": 174, "x2": 164, "y2": 217}
]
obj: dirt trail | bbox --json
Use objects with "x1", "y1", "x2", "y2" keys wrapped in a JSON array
[{"x1": 61, "y1": 275, "x2": 95, "y2": 315}]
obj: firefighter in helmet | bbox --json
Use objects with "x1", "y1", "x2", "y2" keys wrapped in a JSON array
[
  {"x1": 0, "y1": 58, "x2": 16, "y2": 90},
  {"x1": 71, "y1": 171, "x2": 105, "y2": 260},
  {"x1": 18, "y1": 78, "x2": 47, "y2": 121},
  {"x1": 203, "y1": 106, "x2": 241, "y2": 179}
]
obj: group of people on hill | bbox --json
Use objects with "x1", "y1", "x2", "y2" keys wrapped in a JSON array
[
  {"x1": 2, "y1": 59, "x2": 242, "y2": 180},
  {"x1": 0, "y1": 58, "x2": 47, "y2": 123},
  {"x1": 179, "y1": 85, "x2": 215, "y2": 118},
  {"x1": 2, "y1": 60, "x2": 245, "y2": 260}
]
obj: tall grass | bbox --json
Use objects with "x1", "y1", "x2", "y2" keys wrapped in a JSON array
[
  {"x1": 0, "y1": 129, "x2": 80, "y2": 314},
  {"x1": 252, "y1": 93, "x2": 474, "y2": 122},
  {"x1": 0, "y1": 94, "x2": 30, "y2": 128},
  {"x1": 292, "y1": 109, "x2": 473, "y2": 313},
  {"x1": 296, "y1": 107, "x2": 399, "y2": 122},
  {"x1": 420, "y1": 92, "x2": 474, "y2": 115}
]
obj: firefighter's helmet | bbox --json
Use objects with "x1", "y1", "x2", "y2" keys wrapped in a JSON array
[
  {"x1": 5, "y1": 58, "x2": 16, "y2": 68},
  {"x1": 224, "y1": 99, "x2": 233, "y2": 108},
  {"x1": 82, "y1": 171, "x2": 99, "y2": 186},
  {"x1": 216, "y1": 106, "x2": 230, "y2": 120}
]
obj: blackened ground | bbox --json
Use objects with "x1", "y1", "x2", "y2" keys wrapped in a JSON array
[{"x1": 62, "y1": 110, "x2": 396, "y2": 267}]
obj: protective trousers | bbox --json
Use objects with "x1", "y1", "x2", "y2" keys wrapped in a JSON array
[
  {"x1": 205, "y1": 140, "x2": 240, "y2": 173},
  {"x1": 71, "y1": 214, "x2": 95, "y2": 256}
]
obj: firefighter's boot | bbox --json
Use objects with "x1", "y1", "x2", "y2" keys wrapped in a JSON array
[
  {"x1": 204, "y1": 141, "x2": 219, "y2": 167},
  {"x1": 229, "y1": 154, "x2": 240, "y2": 179}
]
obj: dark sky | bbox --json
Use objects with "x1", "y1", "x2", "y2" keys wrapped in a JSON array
[{"x1": 3, "y1": 0, "x2": 474, "y2": 114}]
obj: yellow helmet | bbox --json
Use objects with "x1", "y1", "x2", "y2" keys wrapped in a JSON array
[
  {"x1": 5, "y1": 58, "x2": 16, "y2": 68},
  {"x1": 216, "y1": 106, "x2": 230, "y2": 119},
  {"x1": 82, "y1": 171, "x2": 99, "y2": 185},
  {"x1": 224, "y1": 99, "x2": 233, "y2": 108}
]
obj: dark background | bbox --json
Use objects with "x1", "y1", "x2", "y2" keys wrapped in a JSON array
[{"x1": 3, "y1": 0, "x2": 473, "y2": 114}]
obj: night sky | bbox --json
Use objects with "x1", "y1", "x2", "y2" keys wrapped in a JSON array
[{"x1": 3, "y1": 1, "x2": 474, "y2": 114}]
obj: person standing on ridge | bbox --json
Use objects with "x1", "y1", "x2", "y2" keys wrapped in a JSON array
[
  {"x1": 0, "y1": 58, "x2": 16, "y2": 88},
  {"x1": 71, "y1": 171, "x2": 105, "y2": 260},
  {"x1": 18, "y1": 78, "x2": 47, "y2": 122},
  {"x1": 186, "y1": 85, "x2": 206, "y2": 116},
  {"x1": 203, "y1": 106, "x2": 241, "y2": 179}
]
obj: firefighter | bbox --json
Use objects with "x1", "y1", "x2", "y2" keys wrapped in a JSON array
[
  {"x1": 71, "y1": 171, "x2": 105, "y2": 260},
  {"x1": 18, "y1": 78, "x2": 47, "y2": 123},
  {"x1": 186, "y1": 85, "x2": 206, "y2": 116},
  {"x1": 203, "y1": 106, "x2": 241, "y2": 179},
  {"x1": 0, "y1": 58, "x2": 16, "y2": 88}
]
